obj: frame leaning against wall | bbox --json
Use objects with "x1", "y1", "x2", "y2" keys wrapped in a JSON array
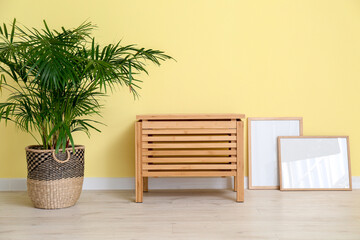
[
  {"x1": 248, "y1": 117, "x2": 303, "y2": 190},
  {"x1": 278, "y1": 136, "x2": 352, "y2": 191}
]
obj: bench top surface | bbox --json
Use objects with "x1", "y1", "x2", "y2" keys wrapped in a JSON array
[{"x1": 136, "y1": 114, "x2": 245, "y2": 121}]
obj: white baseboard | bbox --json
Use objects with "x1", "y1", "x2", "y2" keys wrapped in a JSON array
[
  {"x1": 353, "y1": 177, "x2": 360, "y2": 189},
  {"x1": 0, "y1": 178, "x2": 28, "y2": 191},
  {"x1": 0, "y1": 177, "x2": 359, "y2": 191}
]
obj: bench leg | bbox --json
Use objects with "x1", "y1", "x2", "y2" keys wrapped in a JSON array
[
  {"x1": 136, "y1": 175, "x2": 143, "y2": 203},
  {"x1": 143, "y1": 177, "x2": 148, "y2": 192},
  {"x1": 234, "y1": 176, "x2": 237, "y2": 192},
  {"x1": 135, "y1": 122, "x2": 143, "y2": 203},
  {"x1": 236, "y1": 120, "x2": 244, "y2": 202},
  {"x1": 236, "y1": 171, "x2": 244, "y2": 202}
]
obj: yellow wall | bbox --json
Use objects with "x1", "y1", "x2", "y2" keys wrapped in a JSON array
[{"x1": 1, "y1": 0, "x2": 360, "y2": 178}]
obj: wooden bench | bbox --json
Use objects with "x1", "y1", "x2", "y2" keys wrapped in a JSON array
[{"x1": 135, "y1": 114, "x2": 245, "y2": 202}]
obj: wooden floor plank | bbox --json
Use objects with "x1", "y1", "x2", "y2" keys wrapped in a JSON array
[{"x1": 0, "y1": 190, "x2": 359, "y2": 240}]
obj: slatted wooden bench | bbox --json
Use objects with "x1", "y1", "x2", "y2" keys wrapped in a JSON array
[{"x1": 135, "y1": 114, "x2": 245, "y2": 202}]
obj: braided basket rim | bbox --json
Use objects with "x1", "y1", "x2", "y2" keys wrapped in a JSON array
[{"x1": 25, "y1": 145, "x2": 85, "y2": 153}]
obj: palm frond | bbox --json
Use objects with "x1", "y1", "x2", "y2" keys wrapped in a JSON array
[{"x1": 0, "y1": 18, "x2": 173, "y2": 151}]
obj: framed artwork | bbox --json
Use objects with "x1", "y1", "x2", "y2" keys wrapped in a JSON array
[
  {"x1": 248, "y1": 117, "x2": 303, "y2": 189},
  {"x1": 278, "y1": 136, "x2": 352, "y2": 191}
]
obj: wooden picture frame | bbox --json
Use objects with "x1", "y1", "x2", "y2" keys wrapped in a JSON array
[
  {"x1": 248, "y1": 117, "x2": 303, "y2": 189},
  {"x1": 278, "y1": 136, "x2": 352, "y2": 191}
]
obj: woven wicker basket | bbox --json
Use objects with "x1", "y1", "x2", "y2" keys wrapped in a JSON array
[{"x1": 25, "y1": 145, "x2": 85, "y2": 209}]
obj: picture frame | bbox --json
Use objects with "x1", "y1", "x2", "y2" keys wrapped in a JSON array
[
  {"x1": 278, "y1": 136, "x2": 352, "y2": 191},
  {"x1": 248, "y1": 117, "x2": 303, "y2": 189}
]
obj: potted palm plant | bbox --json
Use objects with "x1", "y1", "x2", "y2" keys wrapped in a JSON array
[{"x1": 0, "y1": 19, "x2": 172, "y2": 209}]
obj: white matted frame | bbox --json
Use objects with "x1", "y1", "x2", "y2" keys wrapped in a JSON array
[
  {"x1": 278, "y1": 136, "x2": 352, "y2": 191},
  {"x1": 248, "y1": 117, "x2": 303, "y2": 189}
]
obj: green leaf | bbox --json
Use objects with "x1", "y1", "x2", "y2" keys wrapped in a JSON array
[
  {"x1": 10, "y1": 18, "x2": 16, "y2": 43},
  {"x1": 3, "y1": 23, "x2": 8, "y2": 38},
  {"x1": 65, "y1": 126, "x2": 75, "y2": 152}
]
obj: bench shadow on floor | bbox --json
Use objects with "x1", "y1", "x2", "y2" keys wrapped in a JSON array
[{"x1": 139, "y1": 189, "x2": 237, "y2": 202}]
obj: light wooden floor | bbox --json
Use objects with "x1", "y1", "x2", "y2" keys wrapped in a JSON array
[{"x1": 0, "y1": 189, "x2": 360, "y2": 240}]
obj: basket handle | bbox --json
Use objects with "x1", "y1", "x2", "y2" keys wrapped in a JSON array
[{"x1": 52, "y1": 150, "x2": 71, "y2": 163}]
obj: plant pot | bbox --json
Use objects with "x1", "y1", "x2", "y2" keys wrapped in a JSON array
[{"x1": 25, "y1": 145, "x2": 85, "y2": 209}]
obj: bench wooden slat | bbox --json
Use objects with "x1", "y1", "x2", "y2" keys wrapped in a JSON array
[
  {"x1": 143, "y1": 157, "x2": 236, "y2": 163},
  {"x1": 143, "y1": 164, "x2": 236, "y2": 170},
  {"x1": 142, "y1": 121, "x2": 236, "y2": 129},
  {"x1": 142, "y1": 142, "x2": 236, "y2": 149},
  {"x1": 143, "y1": 171, "x2": 236, "y2": 177},
  {"x1": 142, "y1": 129, "x2": 237, "y2": 135},
  {"x1": 142, "y1": 135, "x2": 237, "y2": 141},
  {"x1": 143, "y1": 149, "x2": 237, "y2": 156}
]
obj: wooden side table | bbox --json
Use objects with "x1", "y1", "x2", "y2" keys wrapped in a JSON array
[{"x1": 135, "y1": 114, "x2": 245, "y2": 202}]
